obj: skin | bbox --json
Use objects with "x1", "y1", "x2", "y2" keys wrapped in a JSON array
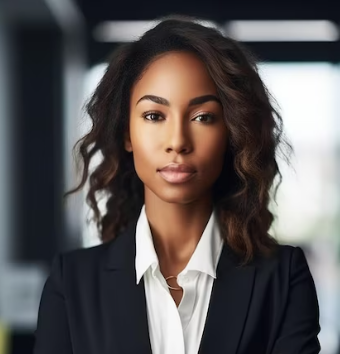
[{"x1": 125, "y1": 51, "x2": 228, "y2": 306}]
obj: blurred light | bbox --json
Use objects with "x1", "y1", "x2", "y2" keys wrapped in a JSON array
[
  {"x1": 44, "y1": 0, "x2": 85, "y2": 31},
  {"x1": 93, "y1": 19, "x2": 220, "y2": 42},
  {"x1": 93, "y1": 20, "x2": 160, "y2": 42},
  {"x1": 225, "y1": 20, "x2": 339, "y2": 42},
  {"x1": 194, "y1": 20, "x2": 220, "y2": 30}
]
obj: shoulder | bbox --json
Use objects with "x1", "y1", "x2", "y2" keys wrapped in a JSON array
[
  {"x1": 48, "y1": 239, "x2": 117, "y2": 286},
  {"x1": 252, "y1": 244, "x2": 311, "y2": 280},
  {"x1": 61, "y1": 241, "x2": 112, "y2": 267},
  {"x1": 255, "y1": 243, "x2": 308, "y2": 264}
]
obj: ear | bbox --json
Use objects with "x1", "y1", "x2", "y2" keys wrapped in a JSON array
[{"x1": 124, "y1": 131, "x2": 133, "y2": 152}]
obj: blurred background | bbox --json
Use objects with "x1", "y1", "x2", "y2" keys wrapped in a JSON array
[{"x1": 0, "y1": 0, "x2": 340, "y2": 353}]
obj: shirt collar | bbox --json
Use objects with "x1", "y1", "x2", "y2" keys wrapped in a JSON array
[
  {"x1": 182, "y1": 208, "x2": 223, "y2": 278},
  {"x1": 135, "y1": 205, "x2": 159, "y2": 285},
  {"x1": 135, "y1": 205, "x2": 224, "y2": 285}
]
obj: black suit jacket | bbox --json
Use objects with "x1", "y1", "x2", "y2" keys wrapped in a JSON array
[{"x1": 33, "y1": 218, "x2": 321, "y2": 354}]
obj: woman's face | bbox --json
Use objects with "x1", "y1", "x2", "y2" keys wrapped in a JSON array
[{"x1": 126, "y1": 51, "x2": 228, "y2": 204}]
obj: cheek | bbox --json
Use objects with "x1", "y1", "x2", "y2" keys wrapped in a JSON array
[
  {"x1": 129, "y1": 125, "x2": 158, "y2": 178},
  {"x1": 197, "y1": 131, "x2": 228, "y2": 171}
]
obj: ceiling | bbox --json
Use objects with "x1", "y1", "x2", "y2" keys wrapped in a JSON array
[
  {"x1": 75, "y1": 0, "x2": 340, "y2": 24},
  {"x1": 4, "y1": 0, "x2": 339, "y2": 64},
  {"x1": 73, "y1": 0, "x2": 340, "y2": 64}
]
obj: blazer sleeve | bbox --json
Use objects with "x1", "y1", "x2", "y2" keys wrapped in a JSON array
[
  {"x1": 271, "y1": 246, "x2": 321, "y2": 354},
  {"x1": 33, "y1": 254, "x2": 73, "y2": 354}
]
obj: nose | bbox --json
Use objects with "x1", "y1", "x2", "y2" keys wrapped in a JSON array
[{"x1": 165, "y1": 116, "x2": 193, "y2": 155}]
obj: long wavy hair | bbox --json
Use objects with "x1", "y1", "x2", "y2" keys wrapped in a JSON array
[{"x1": 65, "y1": 15, "x2": 292, "y2": 264}]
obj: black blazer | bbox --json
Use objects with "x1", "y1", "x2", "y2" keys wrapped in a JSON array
[{"x1": 33, "y1": 218, "x2": 321, "y2": 354}]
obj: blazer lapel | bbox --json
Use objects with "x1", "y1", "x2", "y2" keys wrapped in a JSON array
[
  {"x1": 198, "y1": 244, "x2": 256, "y2": 354},
  {"x1": 101, "y1": 218, "x2": 152, "y2": 354}
]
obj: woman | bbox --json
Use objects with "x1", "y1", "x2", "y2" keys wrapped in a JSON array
[{"x1": 33, "y1": 15, "x2": 321, "y2": 354}]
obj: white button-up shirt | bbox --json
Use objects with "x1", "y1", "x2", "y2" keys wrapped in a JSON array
[{"x1": 135, "y1": 205, "x2": 224, "y2": 354}]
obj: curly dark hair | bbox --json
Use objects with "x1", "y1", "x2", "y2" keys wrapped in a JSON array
[{"x1": 65, "y1": 15, "x2": 292, "y2": 264}]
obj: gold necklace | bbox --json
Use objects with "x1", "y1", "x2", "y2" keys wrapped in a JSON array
[{"x1": 165, "y1": 275, "x2": 182, "y2": 291}]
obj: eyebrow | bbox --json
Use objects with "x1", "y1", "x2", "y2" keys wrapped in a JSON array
[{"x1": 136, "y1": 94, "x2": 221, "y2": 107}]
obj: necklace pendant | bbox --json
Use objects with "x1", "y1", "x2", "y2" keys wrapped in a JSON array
[{"x1": 165, "y1": 275, "x2": 182, "y2": 291}]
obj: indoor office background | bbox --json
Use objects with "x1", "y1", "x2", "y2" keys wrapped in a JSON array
[{"x1": 0, "y1": 0, "x2": 340, "y2": 353}]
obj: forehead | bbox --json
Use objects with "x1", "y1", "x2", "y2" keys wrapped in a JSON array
[{"x1": 131, "y1": 51, "x2": 218, "y2": 104}]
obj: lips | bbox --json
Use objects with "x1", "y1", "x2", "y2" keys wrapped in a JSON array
[{"x1": 158, "y1": 163, "x2": 196, "y2": 184}]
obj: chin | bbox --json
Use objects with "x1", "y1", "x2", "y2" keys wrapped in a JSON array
[
  {"x1": 147, "y1": 185, "x2": 203, "y2": 205},
  {"x1": 158, "y1": 195, "x2": 196, "y2": 205}
]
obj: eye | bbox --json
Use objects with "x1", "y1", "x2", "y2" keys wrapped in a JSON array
[
  {"x1": 142, "y1": 111, "x2": 164, "y2": 122},
  {"x1": 193, "y1": 113, "x2": 214, "y2": 123}
]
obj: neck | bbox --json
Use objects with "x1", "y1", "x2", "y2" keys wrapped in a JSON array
[{"x1": 144, "y1": 189, "x2": 214, "y2": 271}]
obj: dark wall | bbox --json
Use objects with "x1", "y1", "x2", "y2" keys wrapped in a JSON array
[{"x1": 13, "y1": 25, "x2": 64, "y2": 262}]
